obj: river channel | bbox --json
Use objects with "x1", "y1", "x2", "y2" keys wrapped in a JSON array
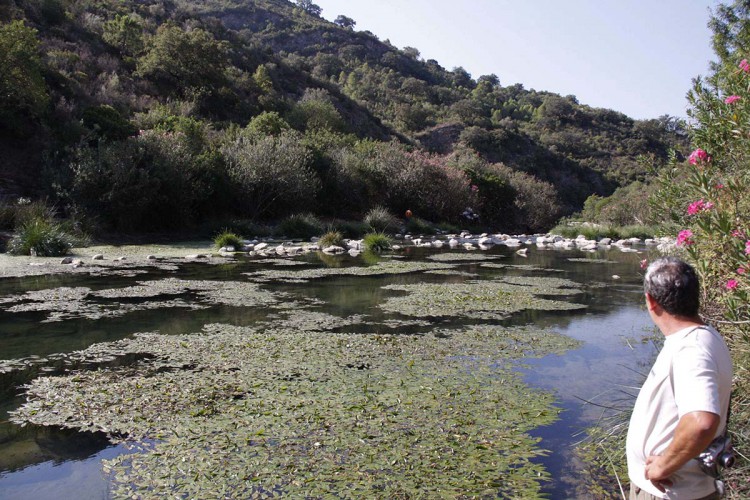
[{"x1": 0, "y1": 242, "x2": 658, "y2": 499}]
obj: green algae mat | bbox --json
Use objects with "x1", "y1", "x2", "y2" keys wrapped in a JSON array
[{"x1": 12, "y1": 322, "x2": 580, "y2": 498}]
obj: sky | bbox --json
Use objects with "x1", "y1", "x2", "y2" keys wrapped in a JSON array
[{"x1": 313, "y1": 0, "x2": 721, "y2": 120}]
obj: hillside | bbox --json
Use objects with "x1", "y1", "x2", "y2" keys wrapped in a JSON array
[{"x1": 0, "y1": 0, "x2": 688, "y2": 233}]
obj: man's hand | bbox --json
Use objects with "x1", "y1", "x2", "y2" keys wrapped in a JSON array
[
  {"x1": 645, "y1": 455, "x2": 674, "y2": 492},
  {"x1": 644, "y1": 411, "x2": 720, "y2": 493}
]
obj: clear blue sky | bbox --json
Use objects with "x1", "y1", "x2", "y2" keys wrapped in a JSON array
[{"x1": 314, "y1": 0, "x2": 721, "y2": 120}]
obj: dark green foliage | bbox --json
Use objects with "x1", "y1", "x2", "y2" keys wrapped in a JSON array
[
  {"x1": 0, "y1": 0, "x2": 685, "y2": 235},
  {"x1": 222, "y1": 131, "x2": 319, "y2": 219},
  {"x1": 245, "y1": 111, "x2": 290, "y2": 137},
  {"x1": 82, "y1": 105, "x2": 137, "y2": 140},
  {"x1": 333, "y1": 15, "x2": 355, "y2": 29},
  {"x1": 70, "y1": 131, "x2": 220, "y2": 232},
  {"x1": 102, "y1": 13, "x2": 144, "y2": 56},
  {"x1": 277, "y1": 213, "x2": 323, "y2": 239},
  {"x1": 405, "y1": 217, "x2": 437, "y2": 235},
  {"x1": 0, "y1": 20, "x2": 49, "y2": 135},
  {"x1": 136, "y1": 24, "x2": 229, "y2": 95}
]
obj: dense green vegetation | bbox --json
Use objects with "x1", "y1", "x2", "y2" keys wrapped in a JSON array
[{"x1": 0, "y1": 0, "x2": 686, "y2": 236}]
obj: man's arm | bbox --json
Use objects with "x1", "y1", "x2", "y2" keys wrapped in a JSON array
[{"x1": 645, "y1": 410, "x2": 720, "y2": 491}]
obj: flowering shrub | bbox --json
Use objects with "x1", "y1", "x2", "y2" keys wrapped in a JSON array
[{"x1": 644, "y1": 7, "x2": 750, "y2": 497}]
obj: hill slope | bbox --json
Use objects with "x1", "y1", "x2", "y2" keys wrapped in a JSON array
[{"x1": 0, "y1": 0, "x2": 688, "y2": 232}]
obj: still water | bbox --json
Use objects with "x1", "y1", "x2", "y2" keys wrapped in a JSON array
[{"x1": 0, "y1": 243, "x2": 657, "y2": 499}]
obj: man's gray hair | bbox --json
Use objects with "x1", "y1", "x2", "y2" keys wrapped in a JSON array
[{"x1": 644, "y1": 256, "x2": 700, "y2": 317}]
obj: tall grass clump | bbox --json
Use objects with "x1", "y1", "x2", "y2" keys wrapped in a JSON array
[
  {"x1": 8, "y1": 218, "x2": 77, "y2": 256},
  {"x1": 214, "y1": 230, "x2": 243, "y2": 250},
  {"x1": 363, "y1": 206, "x2": 398, "y2": 233},
  {"x1": 277, "y1": 213, "x2": 323, "y2": 239},
  {"x1": 363, "y1": 232, "x2": 391, "y2": 252},
  {"x1": 318, "y1": 230, "x2": 345, "y2": 248}
]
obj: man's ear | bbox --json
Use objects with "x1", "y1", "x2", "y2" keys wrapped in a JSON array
[{"x1": 645, "y1": 293, "x2": 659, "y2": 312}]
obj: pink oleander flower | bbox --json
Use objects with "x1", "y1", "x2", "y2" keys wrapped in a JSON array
[
  {"x1": 746, "y1": 239, "x2": 750, "y2": 254},
  {"x1": 738, "y1": 267, "x2": 746, "y2": 275},
  {"x1": 687, "y1": 199, "x2": 715, "y2": 215},
  {"x1": 688, "y1": 148, "x2": 710, "y2": 165},
  {"x1": 726, "y1": 279, "x2": 739, "y2": 290},
  {"x1": 740, "y1": 59, "x2": 750, "y2": 72},
  {"x1": 676, "y1": 229, "x2": 694, "y2": 246},
  {"x1": 640, "y1": 259, "x2": 648, "y2": 270},
  {"x1": 724, "y1": 95, "x2": 741, "y2": 104},
  {"x1": 716, "y1": 183, "x2": 724, "y2": 189},
  {"x1": 732, "y1": 230, "x2": 744, "y2": 238},
  {"x1": 470, "y1": 184, "x2": 479, "y2": 192}
]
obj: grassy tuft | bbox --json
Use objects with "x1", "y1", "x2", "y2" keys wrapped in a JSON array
[
  {"x1": 363, "y1": 206, "x2": 398, "y2": 233},
  {"x1": 318, "y1": 230, "x2": 345, "y2": 248},
  {"x1": 214, "y1": 230, "x2": 244, "y2": 250},
  {"x1": 8, "y1": 217, "x2": 77, "y2": 256},
  {"x1": 363, "y1": 232, "x2": 391, "y2": 252}
]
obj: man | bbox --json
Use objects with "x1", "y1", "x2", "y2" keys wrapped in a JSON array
[{"x1": 627, "y1": 257, "x2": 733, "y2": 499}]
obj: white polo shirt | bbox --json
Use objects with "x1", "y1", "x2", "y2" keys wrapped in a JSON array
[{"x1": 626, "y1": 325, "x2": 732, "y2": 499}]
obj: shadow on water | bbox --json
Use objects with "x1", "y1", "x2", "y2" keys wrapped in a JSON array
[{"x1": 0, "y1": 243, "x2": 660, "y2": 498}]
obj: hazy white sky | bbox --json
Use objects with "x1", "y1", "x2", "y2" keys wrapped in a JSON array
[{"x1": 314, "y1": 0, "x2": 721, "y2": 120}]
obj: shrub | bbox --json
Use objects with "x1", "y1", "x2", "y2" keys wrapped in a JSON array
[
  {"x1": 318, "y1": 230, "x2": 345, "y2": 248},
  {"x1": 214, "y1": 230, "x2": 243, "y2": 250},
  {"x1": 363, "y1": 232, "x2": 391, "y2": 252},
  {"x1": 8, "y1": 217, "x2": 76, "y2": 256},
  {"x1": 222, "y1": 131, "x2": 320, "y2": 219},
  {"x1": 363, "y1": 206, "x2": 398, "y2": 233},
  {"x1": 277, "y1": 213, "x2": 323, "y2": 239},
  {"x1": 329, "y1": 219, "x2": 368, "y2": 238},
  {"x1": 70, "y1": 130, "x2": 214, "y2": 231},
  {"x1": 405, "y1": 217, "x2": 437, "y2": 235}
]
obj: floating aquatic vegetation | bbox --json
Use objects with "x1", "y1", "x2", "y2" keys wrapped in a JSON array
[
  {"x1": 0, "y1": 279, "x2": 287, "y2": 322},
  {"x1": 480, "y1": 263, "x2": 564, "y2": 272},
  {"x1": 427, "y1": 253, "x2": 504, "y2": 262},
  {"x1": 245, "y1": 260, "x2": 456, "y2": 282},
  {"x1": 260, "y1": 310, "x2": 368, "y2": 331},
  {"x1": 252, "y1": 258, "x2": 312, "y2": 266},
  {"x1": 12, "y1": 323, "x2": 579, "y2": 498},
  {"x1": 496, "y1": 276, "x2": 584, "y2": 295},
  {"x1": 380, "y1": 279, "x2": 586, "y2": 320},
  {"x1": 567, "y1": 258, "x2": 617, "y2": 264},
  {"x1": 424, "y1": 269, "x2": 479, "y2": 277}
]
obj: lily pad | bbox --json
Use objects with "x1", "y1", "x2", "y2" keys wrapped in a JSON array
[{"x1": 12, "y1": 323, "x2": 580, "y2": 498}]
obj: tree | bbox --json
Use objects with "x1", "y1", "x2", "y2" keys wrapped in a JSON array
[
  {"x1": 0, "y1": 20, "x2": 49, "y2": 132},
  {"x1": 137, "y1": 24, "x2": 229, "y2": 93},
  {"x1": 102, "y1": 13, "x2": 144, "y2": 56},
  {"x1": 334, "y1": 15, "x2": 355, "y2": 29},
  {"x1": 296, "y1": 0, "x2": 322, "y2": 17}
]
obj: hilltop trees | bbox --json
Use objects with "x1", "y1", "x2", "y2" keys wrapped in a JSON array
[
  {"x1": 0, "y1": 20, "x2": 48, "y2": 135},
  {"x1": 334, "y1": 15, "x2": 355, "y2": 29}
]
